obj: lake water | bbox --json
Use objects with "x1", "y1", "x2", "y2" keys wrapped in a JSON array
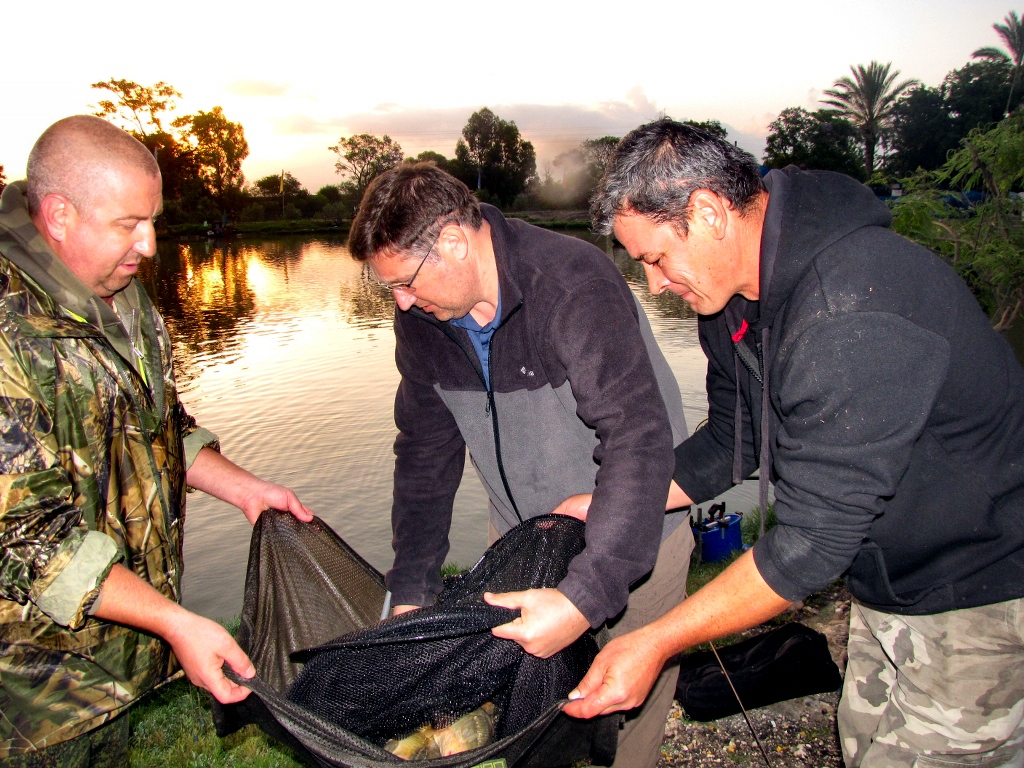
[{"x1": 140, "y1": 232, "x2": 762, "y2": 620}]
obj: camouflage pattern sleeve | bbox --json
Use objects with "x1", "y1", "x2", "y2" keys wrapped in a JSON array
[
  {"x1": 0, "y1": 336, "x2": 121, "y2": 630},
  {"x1": 175, "y1": 403, "x2": 219, "y2": 470},
  {"x1": 182, "y1": 427, "x2": 220, "y2": 469}
]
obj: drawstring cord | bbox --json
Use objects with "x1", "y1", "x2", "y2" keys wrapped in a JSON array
[
  {"x1": 758, "y1": 327, "x2": 770, "y2": 540},
  {"x1": 729, "y1": 320, "x2": 771, "y2": 539}
]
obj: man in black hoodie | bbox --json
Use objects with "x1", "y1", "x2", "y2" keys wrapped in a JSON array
[{"x1": 562, "y1": 120, "x2": 1024, "y2": 767}]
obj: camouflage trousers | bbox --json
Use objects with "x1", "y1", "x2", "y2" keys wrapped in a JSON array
[
  {"x1": 0, "y1": 713, "x2": 127, "y2": 768},
  {"x1": 838, "y1": 598, "x2": 1024, "y2": 767}
]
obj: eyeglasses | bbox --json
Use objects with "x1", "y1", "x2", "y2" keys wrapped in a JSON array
[{"x1": 373, "y1": 230, "x2": 441, "y2": 292}]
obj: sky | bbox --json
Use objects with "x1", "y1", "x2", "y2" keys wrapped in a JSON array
[{"x1": 0, "y1": 0, "x2": 1016, "y2": 192}]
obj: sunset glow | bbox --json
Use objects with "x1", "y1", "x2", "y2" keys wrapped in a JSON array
[{"x1": 2, "y1": 0, "x2": 1010, "y2": 191}]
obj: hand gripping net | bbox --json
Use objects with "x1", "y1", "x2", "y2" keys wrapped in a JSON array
[{"x1": 213, "y1": 512, "x2": 618, "y2": 768}]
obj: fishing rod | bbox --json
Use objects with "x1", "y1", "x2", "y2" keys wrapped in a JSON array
[{"x1": 709, "y1": 640, "x2": 773, "y2": 768}]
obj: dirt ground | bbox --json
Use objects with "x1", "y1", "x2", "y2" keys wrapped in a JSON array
[{"x1": 657, "y1": 582, "x2": 852, "y2": 768}]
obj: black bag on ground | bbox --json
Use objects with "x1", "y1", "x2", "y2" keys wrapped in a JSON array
[
  {"x1": 674, "y1": 622, "x2": 843, "y2": 722},
  {"x1": 213, "y1": 511, "x2": 618, "y2": 768}
]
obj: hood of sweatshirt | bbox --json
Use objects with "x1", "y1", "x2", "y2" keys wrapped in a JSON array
[
  {"x1": 0, "y1": 180, "x2": 144, "y2": 368},
  {"x1": 757, "y1": 167, "x2": 893, "y2": 330}
]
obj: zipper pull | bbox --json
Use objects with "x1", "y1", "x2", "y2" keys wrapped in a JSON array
[{"x1": 485, "y1": 394, "x2": 491, "y2": 415}]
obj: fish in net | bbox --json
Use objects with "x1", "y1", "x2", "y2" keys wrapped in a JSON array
[{"x1": 212, "y1": 511, "x2": 619, "y2": 768}]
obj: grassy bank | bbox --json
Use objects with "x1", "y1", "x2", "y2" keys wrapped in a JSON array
[
  {"x1": 127, "y1": 613, "x2": 304, "y2": 767},
  {"x1": 505, "y1": 209, "x2": 592, "y2": 229},
  {"x1": 129, "y1": 678, "x2": 304, "y2": 767}
]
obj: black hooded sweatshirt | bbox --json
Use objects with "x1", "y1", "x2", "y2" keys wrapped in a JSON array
[{"x1": 673, "y1": 168, "x2": 1024, "y2": 616}]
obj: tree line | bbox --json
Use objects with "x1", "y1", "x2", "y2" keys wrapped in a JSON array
[
  {"x1": 1, "y1": 12, "x2": 1020, "y2": 221},
  {"x1": 764, "y1": 11, "x2": 1024, "y2": 183},
  {"x1": 1, "y1": 12, "x2": 1019, "y2": 329},
  {"x1": 89, "y1": 79, "x2": 252, "y2": 226},
  {"x1": 242, "y1": 107, "x2": 544, "y2": 223},
  {"x1": 763, "y1": 10, "x2": 1023, "y2": 333},
  {"x1": 324, "y1": 106, "x2": 540, "y2": 215}
]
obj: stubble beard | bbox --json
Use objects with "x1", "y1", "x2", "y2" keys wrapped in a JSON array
[{"x1": 421, "y1": 303, "x2": 473, "y2": 322}]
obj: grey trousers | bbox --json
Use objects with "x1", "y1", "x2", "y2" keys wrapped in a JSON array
[
  {"x1": 602, "y1": 523, "x2": 694, "y2": 768},
  {"x1": 487, "y1": 519, "x2": 694, "y2": 768}
]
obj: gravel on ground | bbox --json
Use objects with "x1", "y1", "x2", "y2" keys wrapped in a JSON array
[{"x1": 657, "y1": 582, "x2": 852, "y2": 768}]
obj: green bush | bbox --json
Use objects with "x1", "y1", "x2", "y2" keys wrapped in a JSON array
[
  {"x1": 319, "y1": 201, "x2": 347, "y2": 221},
  {"x1": 240, "y1": 204, "x2": 265, "y2": 223}
]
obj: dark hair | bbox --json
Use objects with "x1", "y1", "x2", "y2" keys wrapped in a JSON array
[
  {"x1": 590, "y1": 118, "x2": 763, "y2": 235},
  {"x1": 348, "y1": 163, "x2": 482, "y2": 262}
]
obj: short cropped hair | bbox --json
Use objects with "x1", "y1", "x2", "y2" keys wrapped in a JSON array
[
  {"x1": 348, "y1": 163, "x2": 482, "y2": 262},
  {"x1": 26, "y1": 115, "x2": 160, "y2": 216},
  {"x1": 590, "y1": 118, "x2": 763, "y2": 235}
]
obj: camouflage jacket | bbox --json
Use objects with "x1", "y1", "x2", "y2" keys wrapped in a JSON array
[{"x1": 0, "y1": 182, "x2": 218, "y2": 756}]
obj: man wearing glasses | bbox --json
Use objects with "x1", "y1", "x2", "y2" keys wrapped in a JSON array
[{"x1": 347, "y1": 163, "x2": 693, "y2": 768}]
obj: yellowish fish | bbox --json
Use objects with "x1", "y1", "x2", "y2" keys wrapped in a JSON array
[
  {"x1": 434, "y1": 702, "x2": 496, "y2": 757},
  {"x1": 384, "y1": 727, "x2": 441, "y2": 760},
  {"x1": 384, "y1": 703, "x2": 496, "y2": 760}
]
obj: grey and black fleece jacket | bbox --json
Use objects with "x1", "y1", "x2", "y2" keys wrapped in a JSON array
[
  {"x1": 387, "y1": 205, "x2": 687, "y2": 628},
  {"x1": 674, "y1": 168, "x2": 1024, "y2": 616}
]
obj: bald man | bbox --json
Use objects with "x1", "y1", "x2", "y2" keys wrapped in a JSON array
[{"x1": 0, "y1": 116, "x2": 313, "y2": 766}]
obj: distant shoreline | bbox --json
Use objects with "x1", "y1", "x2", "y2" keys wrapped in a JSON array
[
  {"x1": 158, "y1": 219, "x2": 348, "y2": 240},
  {"x1": 157, "y1": 210, "x2": 594, "y2": 241}
]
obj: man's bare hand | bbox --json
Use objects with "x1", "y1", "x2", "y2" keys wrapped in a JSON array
[
  {"x1": 562, "y1": 626, "x2": 668, "y2": 718},
  {"x1": 186, "y1": 447, "x2": 313, "y2": 524},
  {"x1": 164, "y1": 612, "x2": 255, "y2": 704},
  {"x1": 485, "y1": 588, "x2": 590, "y2": 658},
  {"x1": 93, "y1": 564, "x2": 255, "y2": 704},
  {"x1": 391, "y1": 604, "x2": 420, "y2": 616},
  {"x1": 564, "y1": 549, "x2": 793, "y2": 718},
  {"x1": 551, "y1": 494, "x2": 592, "y2": 521},
  {"x1": 236, "y1": 479, "x2": 313, "y2": 525}
]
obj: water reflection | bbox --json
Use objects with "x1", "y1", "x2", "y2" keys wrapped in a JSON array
[
  {"x1": 141, "y1": 233, "x2": 698, "y2": 388},
  {"x1": 140, "y1": 241, "x2": 258, "y2": 391},
  {"x1": 339, "y1": 266, "x2": 398, "y2": 329},
  {"x1": 612, "y1": 251, "x2": 698, "y2": 322},
  {"x1": 142, "y1": 235, "x2": 399, "y2": 392},
  {"x1": 143, "y1": 232, "x2": 756, "y2": 620}
]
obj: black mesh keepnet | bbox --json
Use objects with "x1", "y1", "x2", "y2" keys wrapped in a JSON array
[
  {"x1": 289, "y1": 515, "x2": 597, "y2": 745},
  {"x1": 213, "y1": 512, "x2": 618, "y2": 768}
]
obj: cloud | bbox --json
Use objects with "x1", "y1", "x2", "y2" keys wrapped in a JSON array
[
  {"x1": 273, "y1": 88, "x2": 663, "y2": 160},
  {"x1": 625, "y1": 85, "x2": 657, "y2": 114},
  {"x1": 275, "y1": 114, "x2": 332, "y2": 135},
  {"x1": 227, "y1": 80, "x2": 290, "y2": 97},
  {"x1": 270, "y1": 88, "x2": 769, "y2": 173}
]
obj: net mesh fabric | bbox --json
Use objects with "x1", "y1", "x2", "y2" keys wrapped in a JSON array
[
  {"x1": 287, "y1": 514, "x2": 598, "y2": 745},
  {"x1": 212, "y1": 512, "x2": 619, "y2": 768}
]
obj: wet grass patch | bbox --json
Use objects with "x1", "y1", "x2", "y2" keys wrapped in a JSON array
[{"x1": 128, "y1": 678, "x2": 304, "y2": 768}]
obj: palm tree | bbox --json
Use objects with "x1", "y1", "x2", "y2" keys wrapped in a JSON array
[
  {"x1": 972, "y1": 10, "x2": 1024, "y2": 116},
  {"x1": 822, "y1": 61, "x2": 917, "y2": 178}
]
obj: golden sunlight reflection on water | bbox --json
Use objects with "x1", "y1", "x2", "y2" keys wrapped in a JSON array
[{"x1": 143, "y1": 232, "x2": 761, "y2": 620}]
